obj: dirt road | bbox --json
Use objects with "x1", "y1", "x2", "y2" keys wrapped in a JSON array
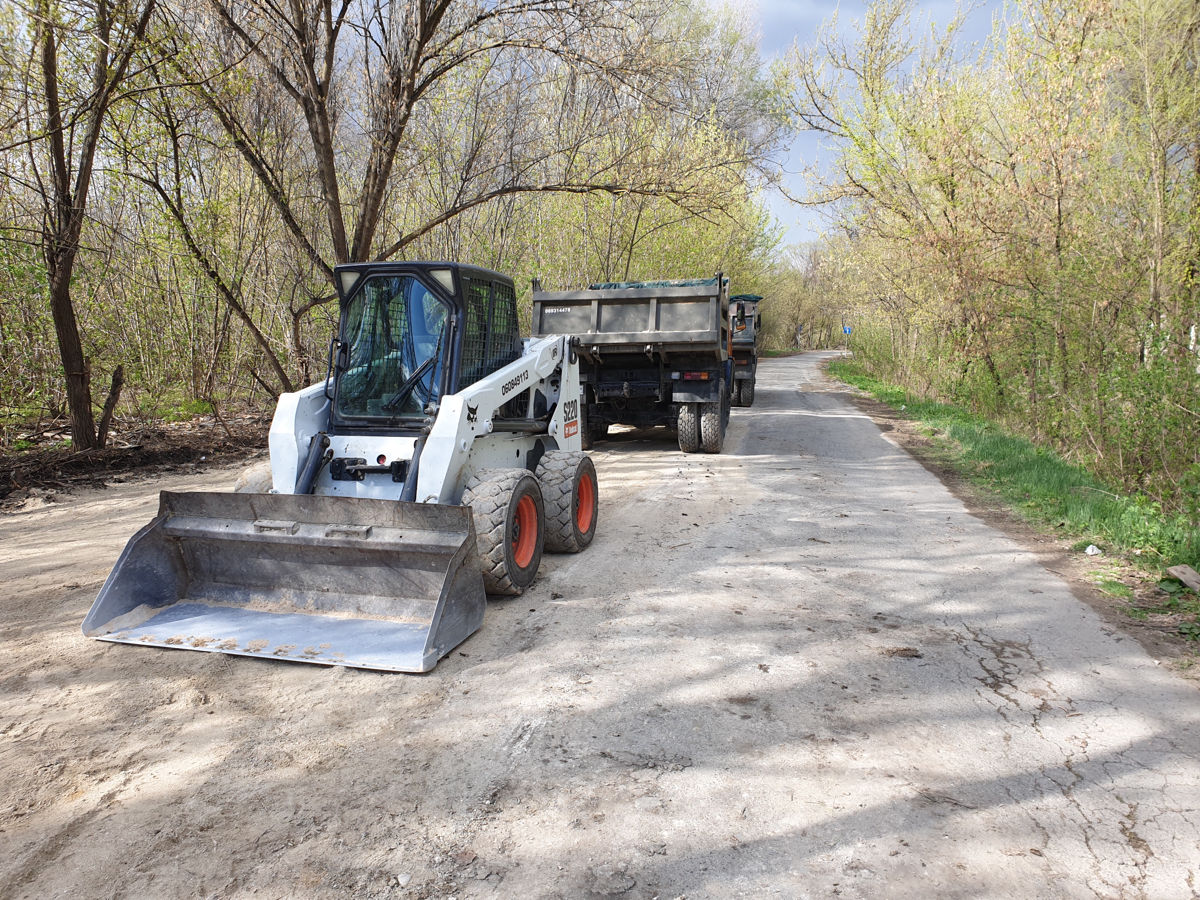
[{"x1": 2, "y1": 352, "x2": 1198, "y2": 899}]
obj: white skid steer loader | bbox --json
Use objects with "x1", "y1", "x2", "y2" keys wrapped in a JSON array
[{"x1": 83, "y1": 262, "x2": 598, "y2": 672}]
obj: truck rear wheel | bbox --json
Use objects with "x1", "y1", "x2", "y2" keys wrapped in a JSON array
[
  {"x1": 742, "y1": 379, "x2": 755, "y2": 406},
  {"x1": 462, "y1": 469, "x2": 545, "y2": 595},
  {"x1": 731, "y1": 381, "x2": 743, "y2": 408},
  {"x1": 677, "y1": 402, "x2": 700, "y2": 453},
  {"x1": 537, "y1": 451, "x2": 598, "y2": 552},
  {"x1": 580, "y1": 402, "x2": 593, "y2": 450},
  {"x1": 580, "y1": 401, "x2": 607, "y2": 450},
  {"x1": 700, "y1": 378, "x2": 726, "y2": 453}
]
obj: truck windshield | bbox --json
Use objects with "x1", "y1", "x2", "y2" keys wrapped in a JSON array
[{"x1": 335, "y1": 274, "x2": 449, "y2": 420}]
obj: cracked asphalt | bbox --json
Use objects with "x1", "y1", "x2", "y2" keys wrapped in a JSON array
[{"x1": 1, "y1": 350, "x2": 1197, "y2": 898}]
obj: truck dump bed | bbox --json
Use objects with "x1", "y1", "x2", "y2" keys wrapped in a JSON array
[{"x1": 531, "y1": 278, "x2": 728, "y2": 357}]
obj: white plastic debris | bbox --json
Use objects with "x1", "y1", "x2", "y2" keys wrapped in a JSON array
[{"x1": 1085, "y1": 544, "x2": 1102, "y2": 556}]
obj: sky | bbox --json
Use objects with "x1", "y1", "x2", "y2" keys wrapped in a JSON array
[{"x1": 749, "y1": 0, "x2": 1003, "y2": 247}]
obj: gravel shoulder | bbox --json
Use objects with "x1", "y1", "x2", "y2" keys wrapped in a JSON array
[{"x1": 2, "y1": 353, "x2": 1198, "y2": 899}]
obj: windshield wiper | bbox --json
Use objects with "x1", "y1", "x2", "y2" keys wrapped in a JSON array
[{"x1": 382, "y1": 341, "x2": 441, "y2": 413}]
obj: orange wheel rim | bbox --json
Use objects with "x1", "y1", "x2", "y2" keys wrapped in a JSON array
[
  {"x1": 512, "y1": 494, "x2": 537, "y2": 568},
  {"x1": 576, "y1": 471, "x2": 596, "y2": 534}
]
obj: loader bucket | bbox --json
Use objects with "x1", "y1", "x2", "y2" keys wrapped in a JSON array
[{"x1": 83, "y1": 491, "x2": 485, "y2": 672}]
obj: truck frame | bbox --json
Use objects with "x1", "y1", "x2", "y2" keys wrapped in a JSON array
[{"x1": 531, "y1": 277, "x2": 732, "y2": 453}]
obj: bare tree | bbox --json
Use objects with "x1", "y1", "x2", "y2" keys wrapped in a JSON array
[
  {"x1": 9, "y1": 0, "x2": 158, "y2": 449},
  {"x1": 1, "y1": 0, "x2": 160, "y2": 448},
  {"x1": 178, "y1": 0, "x2": 776, "y2": 267}
]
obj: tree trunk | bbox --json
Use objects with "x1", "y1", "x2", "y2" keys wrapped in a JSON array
[
  {"x1": 48, "y1": 269, "x2": 98, "y2": 450},
  {"x1": 97, "y1": 365, "x2": 125, "y2": 447}
]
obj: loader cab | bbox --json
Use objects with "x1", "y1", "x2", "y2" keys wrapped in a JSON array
[{"x1": 330, "y1": 261, "x2": 520, "y2": 434}]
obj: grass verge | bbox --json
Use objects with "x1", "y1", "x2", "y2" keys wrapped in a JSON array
[{"x1": 829, "y1": 359, "x2": 1200, "y2": 641}]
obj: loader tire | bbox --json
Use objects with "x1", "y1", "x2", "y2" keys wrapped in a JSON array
[
  {"x1": 742, "y1": 378, "x2": 755, "y2": 407},
  {"x1": 700, "y1": 378, "x2": 726, "y2": 454},
  {"x1": 677, "y1": 402, "x2": 700, "y2": 453},
  {"x1": 462, "y1": 469, "x2": 545, "y2": 596},
  {"x1": 537, "y1": 451, "x2": 598, "y2": 553}
]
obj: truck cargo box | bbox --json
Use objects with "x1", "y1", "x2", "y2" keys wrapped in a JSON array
[{"x1": 531, "y1": 278, "x2": 728, "y2": 359}]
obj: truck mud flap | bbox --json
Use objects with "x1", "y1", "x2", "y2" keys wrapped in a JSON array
[{"x1": 82, "y1": 491, "x2": 485, "y2": 673}]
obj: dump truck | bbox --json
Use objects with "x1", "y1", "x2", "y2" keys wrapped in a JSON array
[
  {"x1": 530, "y1": 276, "x2": 731, "y2": 453},
  {"x1": 729, "y1": 294, "x2": 762, "y2": 407},
  {"x1": 83, "y1": 261, "x2": 598, "y2": 673}
]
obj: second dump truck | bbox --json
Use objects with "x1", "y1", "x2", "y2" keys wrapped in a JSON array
[
  {"x1": 729, "y1": 294, "x2": 762, "y2": 407},
  {"x1": 531, "y1": 276, "x2": 731, "y2": 453}
]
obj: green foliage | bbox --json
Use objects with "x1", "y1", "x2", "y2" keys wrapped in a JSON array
[
  {"x1": 141, "y1": 398, "x2": 215, "y2": 423},
  {"x1": 1097, "y1": 579, "x2": 1134, "y2": 599},
  {"x1": 0, "y1": 0, "x2": 789, "y2": 446},
  {"x1": 788, "y1": 0, "x2": 1200, "y2": 520}
]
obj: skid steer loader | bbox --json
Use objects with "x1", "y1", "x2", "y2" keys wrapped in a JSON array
[{"x1": 83, "y1": 262, "x2": 599, "y2": 672}]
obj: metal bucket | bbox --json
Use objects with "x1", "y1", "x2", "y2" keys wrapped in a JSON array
[{"x1": 82, "y1": 491, "x2": 485, "y2": 672}]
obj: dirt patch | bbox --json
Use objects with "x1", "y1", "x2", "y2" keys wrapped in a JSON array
[
  {"x1": 0, "y1": 414, "x2": 269, "y2": 510},
  {"x1": 841, "y1": 389, "x2": 1200, "y2": 678},
  {"x1": 3, "y1": 352, "x2": 1199, "y2": 898}
]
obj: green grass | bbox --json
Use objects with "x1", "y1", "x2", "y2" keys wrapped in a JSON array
[
  {"x1": 828, "y1": 359, "x2": 1200, "y2": 569},
  {"x1": 138, "y1": 398, "x2": 214, "y2": 422},
  {"x1": 1096, "y1": 579, "x2": 1134, "y2": 599}
]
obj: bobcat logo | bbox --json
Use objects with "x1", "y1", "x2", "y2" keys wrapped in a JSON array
[{"x1": 466, "y1": 402, "x2": 479, "y2": 424}]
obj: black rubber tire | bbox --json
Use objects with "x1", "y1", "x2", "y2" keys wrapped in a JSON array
[
  {"x1": 581, "y1": 399, "x2": 607, "y2": 450},
  {"x1": 461, "y1": 469, "x2": 545, "y2": 595},
  {"x1": 677, "y1": 402, "x2": 700, "y2": 453},
  {"x1": 731, "y1": 380, "x2": 743, "y2": 408},
  {"x1": 580, "y1": 401, "x2": 593, "y2": 450},
  {"x1": 700, "y1": 378, "x2": 726, "y2": 453},
  {"x1": 742, "y1": 378, "x2": 755, "y2": 407},
  {"x1": 536, "y1": 451, "x2": 599, "y2": 552}
]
